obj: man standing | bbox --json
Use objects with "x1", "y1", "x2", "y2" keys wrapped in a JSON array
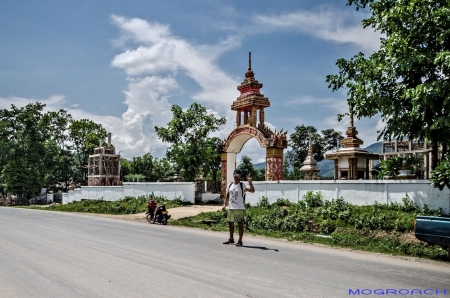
[{"x1": 222, "y1": 169, "x2": 255, "y2": 247}]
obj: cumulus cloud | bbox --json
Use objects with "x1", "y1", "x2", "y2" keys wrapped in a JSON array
[
  {"x1": 112, "y1": 45, "x2": 179, "y2": 76},
  {"x1": 252, "y1": 8, "x2": 382, "y2": 51},
  {"x1": 107, "y1": 15, "x2": 268, "y2": 159},
  {"x1": 1, "y1": 16, "x2": 247, "y2": 160},
  {"x1": 110, "y1": 15, "x2": 241, "y2": 111},
  {"x1": 111, "y1": 15, "x2": 171, "y2": 46}
]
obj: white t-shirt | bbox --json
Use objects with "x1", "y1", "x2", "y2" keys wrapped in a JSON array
[{"x1": 227, "y1": 182, "x2": 249, "y2": 210}]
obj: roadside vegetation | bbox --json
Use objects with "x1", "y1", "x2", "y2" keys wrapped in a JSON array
[
  {"x1": 22, "y1": 195, "x2": 190, "y2": 214},
  {"x1": 171, "y1": 191, "x2": 449, "y2": 262}
]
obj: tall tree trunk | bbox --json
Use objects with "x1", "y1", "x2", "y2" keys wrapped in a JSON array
[
  {"x1": 441, "y1": 143, "x2": 448, "y2": 162},
  {"x1": 431, "y1": 139, "x2": 439, "y2": 170}
]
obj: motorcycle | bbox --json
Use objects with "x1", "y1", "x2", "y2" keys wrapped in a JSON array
[
  {"x1": 154, "y1": 210, "x2": 171, "y2": 225},
  {"x1": 145, "y1": 208, "x2": 154, "y2": 223}
]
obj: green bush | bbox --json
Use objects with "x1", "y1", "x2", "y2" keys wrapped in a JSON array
[
  {"x1": 320, "y1": 219, "x2": 336, "y2": 235},
  {"x1": 281, "y1": 215, "x2": 308, "y2": 232},
  {"x1": 37, "y1": 194, "x2": 188, "y2": 214},
  {"x1": 272, "y1": 205, "x2": 288, "y2": 218},
  {"x1": 393, "y1": 216, "x2": 414, "y2": 232},
  {"x1": 275, "y1": 198, "x2": 292, "y2": 207},
  {"x1": 421, "y1": 204, "x2": 442, "y2": 216},
  {"x1": 302, "y1": 191, "x2": 323, "y2": 207},
  {"x1": 317, "y1": 197, "x2": 352, "y2": 221},
  {"x1": 251, "y1": 212, "x2": 275, "y2": 230},
  {"x1": 353, "y1": 212, "x2": 392, "y2": 231},
  {"x1": 256, "y1": 196, "x2": 270, "y2": 208},
  {"x1": 400, "y1": 196, "x2": 419, "y2": 213},
  {"x1": 295, "y1": 199, "x2": 307, "y2": 212}
]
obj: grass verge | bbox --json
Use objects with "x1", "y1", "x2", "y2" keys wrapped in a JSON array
[
  {"x1": 171, "y1": 192, "x2": 449, "y2": 262},
  {"x1": 18, "y1": 195, "x2": 191, "y2": 214}
]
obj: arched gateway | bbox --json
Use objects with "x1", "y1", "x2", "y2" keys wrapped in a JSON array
[{"x1": 219, "y1": 52, "x2": 288, "y2": 196}]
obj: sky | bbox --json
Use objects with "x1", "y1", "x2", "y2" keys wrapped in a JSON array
[{"x1": 0, "y1": 0, "x2": 384, "y2": 163}]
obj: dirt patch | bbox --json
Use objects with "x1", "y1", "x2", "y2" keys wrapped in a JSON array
[
  {"x1": 76, "y1": 205, "x2": 222, "y2": 222},
  {"x1": 168, "y1": 205, "x2": 222, "y2": 220},
  {"x1": 398, "y1": 232, "x2": 422, "y2": 244},
  {"x1": 371, "y1": 230, "x2": 421, "y2": 244}
]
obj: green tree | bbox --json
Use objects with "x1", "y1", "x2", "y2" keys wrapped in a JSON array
[
  {"x1": 152, "y1": 157, "x2": 175, "y2": 181},
  {"x1": 283, "y1": 157, "x2": 290, "y2": 180},
  {"x1": 68, "y1": 119, "x2": 106, "y2": 185},
  {"x1": 282, "y1": 155, "x2": 303, "y2": 180},
  {"x1": 237, "y1": 155, "x2": 258, "y2": 180},
  {"x1": 124, "y1": 174, "x2": 146, "y2": 182},
  {"x1": 41, "y1": 109, "x2": 74, "y2": 189},
  {"x1": 155, "y1": 103, "x2": 226, "y2": 181},
  {"x1": 256, "y1": 167, "x2": 266, "y2": 181},
  {"x1": 120, "y1": 158, "x2": 131, "y2": 181},
  {"x1": 128, "y1": 153, "x2": 154, "y2": 181},
  {"x1": 0, "y1": 103, "x2": 72, "y2": 200},
  {"x1": 322, "y1": 129, "x2": 345, "y2": 153},
  {"x1": 202, "y1": 137, "x2": 222, "y2": 186},
  {"x1": 430, "y1": 154, "x2": 450, "y2": 190},
  {"x1": 326, "y1": 0, "x2": 450, "y2": 170},
  {"x1": 371, "y1": 155, "x2": 424, "y2": 179},
  {"x1": 287, "y1": 125, "x2": 343, "y2": 168},
  {"x1": 289, "y1": 168, "x2": 303, "y2": 180}
]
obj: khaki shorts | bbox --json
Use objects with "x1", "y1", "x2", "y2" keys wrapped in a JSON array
[{"x1": 227, "y1": 209, "x2": 245, "y2": 223}]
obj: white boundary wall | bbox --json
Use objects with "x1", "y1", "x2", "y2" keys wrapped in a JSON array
[
  {"x1": 61, "y1": 180, "x2": 450, "y2": 215},
  {"x1": 64, "y1": 182, "x2": 195, "y2": 204},
  {"x1": 244, "y1": 180, "x2": 450, "y2": 215},
  {"x1": 46, "y1": 194, "x2": 53, "y2": 204}
]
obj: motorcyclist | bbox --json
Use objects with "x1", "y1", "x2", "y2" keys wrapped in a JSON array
[
  {"x1": 153, "y1": 203, "x2": 167, "y2": 223},
  {"x1": 147, "y1": 197, "x2": 157, "y2": 220}
]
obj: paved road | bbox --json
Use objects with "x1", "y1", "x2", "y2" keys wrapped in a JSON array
[{"x1": 0, "y1": 207, "x2": 449, "y2": 298}]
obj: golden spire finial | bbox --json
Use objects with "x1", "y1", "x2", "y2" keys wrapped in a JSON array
[
  {"x1": 308, "y1": 133, "x2": 313, "y2": 156},
  {"x1": 248, "y1": 51, "x2": 252, "y2": 70}
]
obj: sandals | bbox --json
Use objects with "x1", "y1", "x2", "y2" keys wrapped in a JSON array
[
  {"x1": 223, "y1": 239, "x2": 235, "y2": 244},
  {"x1": 235, "y1": 241, "x2": 243, "y2": 247}
]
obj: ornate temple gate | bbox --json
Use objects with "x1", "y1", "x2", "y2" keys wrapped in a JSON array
[{"x1": 219, "y1": 53, "x2": 288, "y2": 196}]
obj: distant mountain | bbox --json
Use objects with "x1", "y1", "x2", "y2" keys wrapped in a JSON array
[
  {"x1": 250, "y1": 141, "x2": 383, "y2": 177},
  {"x1": 364, "y1": 141, "x2": 382, "y2": 154},
  {"x1": 253, "y1": 161, "x2": 266, "y2": 170},
  {"x1": 317, "y1": 159, "x2": 334, "y2": 177}
]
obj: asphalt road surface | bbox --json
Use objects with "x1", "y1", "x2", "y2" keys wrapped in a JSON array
[{"x1": 1, "y1": 207, "x2": 449, "y2": 298}]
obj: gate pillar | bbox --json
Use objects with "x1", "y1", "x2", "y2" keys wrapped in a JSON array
[
  {"x1": 220, "y1": 152, "x2": 227, "y2": 197},
  {"x1": 265, "y1": 147, "x2": 284, "y2": 181}
]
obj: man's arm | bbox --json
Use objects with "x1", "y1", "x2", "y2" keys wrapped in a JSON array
[
  {"x1": 246, "y1": 177, "x2": 255, "y2": 193},
  {"x1": 222, "y1": 192, "x2": 229, "y2": 211}
]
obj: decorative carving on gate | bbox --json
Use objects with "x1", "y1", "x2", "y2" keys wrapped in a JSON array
[
  {"x1": 223, "y1": 125, "x2": 287, "y2": 152},
  {"x1": 266, "y1": 156, "x2": 283, "y2": 181}
]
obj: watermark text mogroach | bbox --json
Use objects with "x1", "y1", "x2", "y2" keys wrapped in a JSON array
[{"x1": 349, "y1": 289, "x2": 447, "y2": 295}]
